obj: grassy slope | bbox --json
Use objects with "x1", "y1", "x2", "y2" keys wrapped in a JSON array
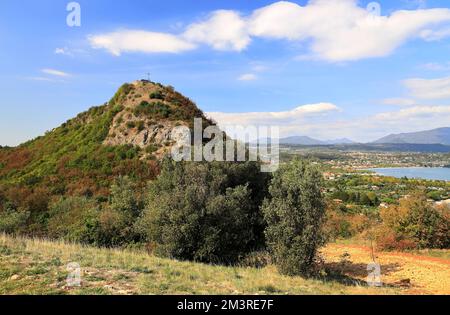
[
  {"x1": 0, "y1": 234, "x2": 398, "y2": 295},
  {"x1": 0, "y1": 97, "x2": 142, "y2": 196}
]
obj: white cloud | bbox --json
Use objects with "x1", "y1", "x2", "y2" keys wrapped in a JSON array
[
  {"x1": 183, "y1": 10, "x2": 250, "y2": 51},
  {"x1": 88, "y1": 1, "x2": 450, "y2": 61},
  {"x1": 248, "y1": 0, "x2": 450, "y2": 62},
  {"x1": 320, "y1": 105, "x2": 450, "y2": 141},
  {"x1": 382, "y1": 98, "x2": 417, "y2": 106},
  {"x1": 88, "y1": 30, "x2": 196, "y2": 56},
  {"x1": 420, "y1": 27, "x2": 450, "y2": 41},
  {"x1": 312, "y1": 105, "x2": 450, "y2": 141},
  {"x1": 238, "y1": 73, "x2": 258, "y2": 81},
  {"x1": 55, "y1": 47, "x2": 68, "y2": 55},
  {"x1": 404, "y1": 76, "x2": 450, "y2": 99},
  {"x1": 208, "y1": 102, "x2": 340, "y2": 127},
  {"x1": 208, "y1": 101, "x2": 450, "y2": 142},
  {"x1": 41, "y1": 68, "x2": 71, "y2": 77},
  {"x1": 54, "y1": 47, "x2": 79, "y2": 57},
  {"x1": 374, "y1": 105, "x2": 450, "y2": 120}
]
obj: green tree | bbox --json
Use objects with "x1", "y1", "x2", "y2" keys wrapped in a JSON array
[
  {"x1": 0, "y1": 202, "x2": 30, "y2": 234},
  {"x1": 137, "y1": 158, "x2": 268, "y2": 264},
  {"x1": 47, "y1": 196, "x2": 99, "y2": 243},
  {"x1": 262, "y1": 159, "x2": 326, "y2": 276},
  {"x1": 97, "y1": 176, "x2": 142, "y2": 247},
  {"x1": 380, "y1": 194, "x2": 449, "y2": 249}
]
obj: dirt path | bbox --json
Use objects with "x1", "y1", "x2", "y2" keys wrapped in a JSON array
[{"x1": 321, "y1": 244, "x2": 450, "y2": 295}]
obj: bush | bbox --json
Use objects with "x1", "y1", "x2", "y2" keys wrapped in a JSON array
[
  {"x1": 96, "y1": 176, "x2": 142, "y2": 247},
  {"x1": 323, "y1": 201, "x2": 372, "y2": 240},
  {"x1": 137, "y1": 159, "x2": 269, "y2": 264},
  {"x1": 136, "y1": 120, "x2": 145, "y2": 132},
  {"x1": 134, "y1": 101, "x2": 171, "y2": 119},
  {"x1": 262, "y1": 159, "x2": 326, "y2": 276},
  {"x1": 145, "y1": 144, "x2": 158, "y2": 154},
  {"x1": 0, "y1": 203, "x2": 30, "y2": 234},
  {"x1": 377, "y1": 193, "x2": 450, "y2": 250},
  {"x1": 47, "y1": 197, "x2": 99, "y2": 243},
  {"x1": 374, "y1": 226, "x2": 417, "y2": 251},
  {"x1": 150, "y1": 91, "x2": 164, "y2": 100}
]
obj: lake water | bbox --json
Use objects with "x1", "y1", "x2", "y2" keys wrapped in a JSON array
[{"x1": 367, "y1": 167, "x2": 450, "y2": 181}]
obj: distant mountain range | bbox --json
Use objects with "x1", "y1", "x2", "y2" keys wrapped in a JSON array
[
  {"x1": 274, "y1": 127, "x2": 450, "y2": 146},
  {"x1": 372, "y1": 127, "x2": 450, "y2": 145}
]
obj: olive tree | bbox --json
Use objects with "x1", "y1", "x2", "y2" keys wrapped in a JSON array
[
  {"x1": 137, "y1": 158, "x2": 269, "y2": 264},
  {"x1": 262, "y1": 159, "x2": 326, "y2": 276}
]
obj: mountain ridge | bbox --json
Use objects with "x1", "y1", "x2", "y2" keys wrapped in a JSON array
[{"x1": 373, "y1": 127, "x2": 450, "y2": 145}]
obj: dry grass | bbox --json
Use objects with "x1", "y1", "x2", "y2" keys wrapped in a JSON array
[{"x1": 0, "y1": 234, "x2": 414, "y2": 295}]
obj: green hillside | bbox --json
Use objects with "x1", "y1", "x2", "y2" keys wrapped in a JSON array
[{"x1": 0, "y1": 80, "x2": 212, "y2": 197}]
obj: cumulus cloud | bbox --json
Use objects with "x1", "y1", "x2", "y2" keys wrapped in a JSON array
[
  {"x1": 374, "y1": 105, "x2": 450, "y2": 120},
  {"x1": 309, "y1": 105, "x2": 450, "y2": 141},
  {"x1": 327, "y1": 105, "x2": 450, "y2": 141},
  {"x1": 249, "y1": 0, "x2": 450, "y2": 61},
  {"x1": 88, "y1": 30, "x2": 196, "y2": 55},
  {"x1": 183, "y1": 10, "x2": 250, "y2": 51},
  {"x1": 208, "y1": 103, "x2": 340, "y2": 127},
  {"x1": 87, "y1": 1, "x2": 450, "y2": 61},
  {"x1": 404, "y1": 76, "x2": 450, "y2": 99},
  {"x1": 208, "y1": 101, "x2": 450, "y2": 142}
]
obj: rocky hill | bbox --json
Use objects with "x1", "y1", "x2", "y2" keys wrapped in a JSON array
[{"x1": 0, "y1": 80, "x2": 214, "y2": 197}]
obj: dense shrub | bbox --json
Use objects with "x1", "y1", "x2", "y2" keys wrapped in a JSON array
[
  {"x1": 331, "y1": 190, "x2": 379, "y2": 206},
  {"x1": 47, "y1": 196, "x2": 99, "y2": 243},
  {"x1": 377, "y1": 193, "x2": 450, "y2": 250},
  {"x1": 0, "y1": 203, "x2": 30, "y2": 234},
  {"x1": 136, "y1": 120, "x2": 145, "y2": 132},
  {"x1": 43, "y1": 176, "x2": 145, "y2": 247},
  {"x1": 134, "y1": 101, "x2": 171, "y2": 118},
  {"x1": 0, "y1": 186, "x2": 50, "y2": 235},
  {"x1": 137, "y1": 159, "x2": 269, "y2": 264},
  {"x1": 262, "y1": 159, "x2": 326, "y2": 276},
  {"x1": 323, "y1": 201, "x2": 371, "y2": 240},
  {"x1": 374, "y1": 226, "x2": 417, "y2": 251},
  {"x1": 96, "y1": 176, "x2": 142, "y2": 247},
  {"x1": 149, "y1": 91, "x2": 164, "y2": 100}
]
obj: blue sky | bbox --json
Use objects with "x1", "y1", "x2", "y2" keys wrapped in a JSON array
[{"x1": 1, "y1": 0, "x2": 450, "y2": 145}]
